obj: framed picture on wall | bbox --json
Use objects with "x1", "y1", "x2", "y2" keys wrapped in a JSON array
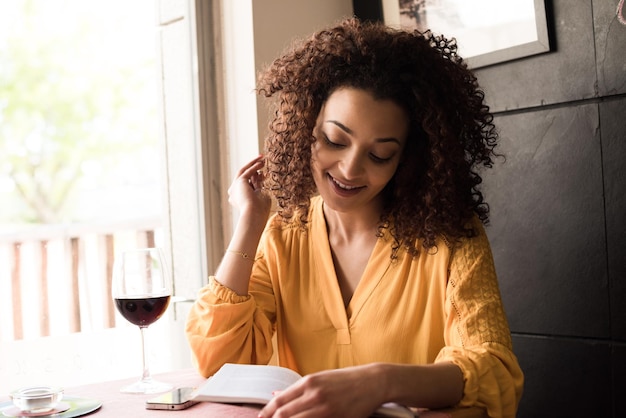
[{"x1": 379, "y1": 0, "x2": 551, "y2": 69}]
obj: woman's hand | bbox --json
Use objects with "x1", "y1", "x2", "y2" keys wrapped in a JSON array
[
  {"x1": 229, "y1": 154, "x2": 272, "y2": 224},
  {"x1": 259, "y1": 365, "x2": 386, "y2": 418},
  {"x1": 215, "y1": 155, "x2": 272, "y2": 296}
]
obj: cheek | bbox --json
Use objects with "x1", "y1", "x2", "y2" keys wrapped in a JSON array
[
  {"x1": 310, "y1": 143, "x2": 319, "y2": 167},
  {"x1": 311, "y1": 141, "x2": 321, "y2": 157},
  {"x1": 310, "y1": 142, "x2": 331, "y2": 167},
  {"x1": 310, "y1": 143, "x2": 324, "y2": 175},
  {"x1": 372, "y1": 163, "x2": 400, "y2": 187}
]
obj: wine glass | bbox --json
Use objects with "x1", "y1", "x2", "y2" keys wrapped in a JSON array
[{"x1": 112, "y1": 247, "x2": 173, "y2": 394}]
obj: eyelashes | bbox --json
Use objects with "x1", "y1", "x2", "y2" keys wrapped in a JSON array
[
  {"x1": 321, "y1": 133, "x2": 342, "y2": 148},
  {"x1": 320, "y1": 133, "x2": 394, "y2": 164}
]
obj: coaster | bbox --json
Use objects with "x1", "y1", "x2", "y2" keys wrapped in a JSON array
[
  {"x1": 0, "y1": 397, "x2": 101, "y2": 418},
  {"x1": 1, "y1": 402, "x2": 70, "y2": 417}
]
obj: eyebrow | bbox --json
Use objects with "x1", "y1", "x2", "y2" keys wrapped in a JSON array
[{"x1": 325, "y1": 120, "x2": 402, "y2": 145}]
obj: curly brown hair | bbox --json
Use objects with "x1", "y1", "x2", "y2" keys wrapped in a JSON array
[{"x1": 257, "y1": 17, "x2": 499, "y2": 257}]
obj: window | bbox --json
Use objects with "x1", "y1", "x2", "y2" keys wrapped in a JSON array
[
  {"x1": 1, "y1": 0, "x2": 262, "y2": 391},
  {"x1": 0, "y1": 0, "x2": 181, "y2": 391}
]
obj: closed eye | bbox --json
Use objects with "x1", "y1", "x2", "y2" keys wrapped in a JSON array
[
  {"x1": 321, "y1": 133, "x2": 395, "y2": 163},
  {"x1": 321, "y1": 133, "x2": 343, "y2": 148},
  {"x1": 369, "y1": 153, "x2": 392, "y2": 164}
]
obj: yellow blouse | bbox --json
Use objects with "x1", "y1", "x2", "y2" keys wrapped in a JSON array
[{"x1": 186, "y1": 196, "x2": 524, "y2": 417}]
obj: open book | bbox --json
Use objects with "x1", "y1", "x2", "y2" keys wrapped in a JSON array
[{"x1": 191, "y1": 363, "x2": 416, "y2": 417}]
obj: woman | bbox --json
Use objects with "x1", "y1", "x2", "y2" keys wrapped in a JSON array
[{"x1": 186, "y1": 18, "x2": 523, "y2": 418}]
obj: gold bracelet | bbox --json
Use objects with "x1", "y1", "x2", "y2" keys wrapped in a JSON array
[{"x1": 227, "y1": 249, "x2": 253, "y2": 261}]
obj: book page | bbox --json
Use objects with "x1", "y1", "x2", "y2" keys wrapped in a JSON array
[
  {"x1": 193, "y1": 363, "x2": 302, "y2": 404},
  {"x1": 194, "y1": 363, "x2": 416, "y2": 416},
  {"x1": 373, "y1": 402, "x2": 417, "y2": 417}
]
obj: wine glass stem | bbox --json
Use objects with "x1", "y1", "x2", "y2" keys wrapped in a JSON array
[{"x1": 140, "y1": 326, "x2": 152, "y2": 382}]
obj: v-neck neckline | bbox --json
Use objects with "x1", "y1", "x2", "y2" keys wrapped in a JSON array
[{"x1": 311, "y1": 197, "x2": 393, "y2": 327}]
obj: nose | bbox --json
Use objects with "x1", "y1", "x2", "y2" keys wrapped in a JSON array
[{"x1": 338, "y1": 148, "x2": 365, "y2": 180}]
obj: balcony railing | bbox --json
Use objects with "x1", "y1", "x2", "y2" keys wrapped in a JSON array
[{"x1": 0, "y1": 218, "x2": 163, "y2": 342}]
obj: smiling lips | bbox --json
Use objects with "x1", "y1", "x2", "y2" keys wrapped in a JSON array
[{"x1": 328, "y1": 174, "x2": 365, "y2": 196}]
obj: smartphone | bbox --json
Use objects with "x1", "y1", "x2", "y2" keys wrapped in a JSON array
[{"x1": 145, "y1": 387, "x2": 199, "y2": 410}]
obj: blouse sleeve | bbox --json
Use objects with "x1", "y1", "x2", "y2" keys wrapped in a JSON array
[
  {"x1": 185, "y1": 252, "x2": 277, "y2": 378},
  {"x1": 435, "y1": 222, "x2": 524, "y2": 418}
]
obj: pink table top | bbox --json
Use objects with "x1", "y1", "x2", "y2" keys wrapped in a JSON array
[{"x1": 0, "y1": 369, "x2": 486, "y2": 418}]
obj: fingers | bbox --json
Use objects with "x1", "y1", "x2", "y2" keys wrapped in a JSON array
[
  {"x1": 236, "y1": 154, "x2": 265, "y2": 178},
  {"x1": 259, "y1": 398, "x2": 287, "y2": 417},
  {"x1": 260, "y1": 385, "x2": 302, "y2": 417},
  {"x1": 259, "y1": 381, "x2": 328, "y2": 418},
  {"x1": 226, "y1": 154, "x2": 271, "y2": 214},
  {"x1": 234, "y1": 155, "x2": 266, "y2": 193}
]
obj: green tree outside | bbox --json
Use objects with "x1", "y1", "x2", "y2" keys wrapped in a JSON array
[{"x1": 0, "y1": 0, "x2": 160, "y2": 224}]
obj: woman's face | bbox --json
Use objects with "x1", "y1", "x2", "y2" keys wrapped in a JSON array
[{"x1": 311, "y1": 87, "x2": 409, "y2": 214}]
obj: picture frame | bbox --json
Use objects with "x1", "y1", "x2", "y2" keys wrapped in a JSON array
[{"x1": 378, "y1": 0, "x2": 552, "y2": 69}]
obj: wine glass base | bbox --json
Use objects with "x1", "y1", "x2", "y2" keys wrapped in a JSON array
[{"x1": 120, "y1": 378, "x2": 173, "y2": 394}]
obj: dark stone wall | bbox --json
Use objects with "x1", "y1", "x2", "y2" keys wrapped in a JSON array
[
  {"x1": 352, "y1": 0, "x2": 626, "y2": 415},
  {"x1": 476, "y1": 1, "x2": 625, "y2": 416}
]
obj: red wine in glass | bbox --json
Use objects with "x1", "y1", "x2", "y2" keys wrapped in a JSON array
[
  {"x1": 112, "y1": 247, "x2": 173, "y2": 394},
  {"x1": 114, "y1": 296, "x2": 171, "y2": 327}
]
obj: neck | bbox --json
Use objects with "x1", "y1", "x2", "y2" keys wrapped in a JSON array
[{"x1": 322, "y1": 201, "x2": 382, "y2": 243}]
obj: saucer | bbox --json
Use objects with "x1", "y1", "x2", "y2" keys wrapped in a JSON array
[
  {"x1": 0, "y1": 397, "x2": 101, "y2": 418},
  {"x1": 1, "y1": 402, "x2": 70, "y2": 417}
]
